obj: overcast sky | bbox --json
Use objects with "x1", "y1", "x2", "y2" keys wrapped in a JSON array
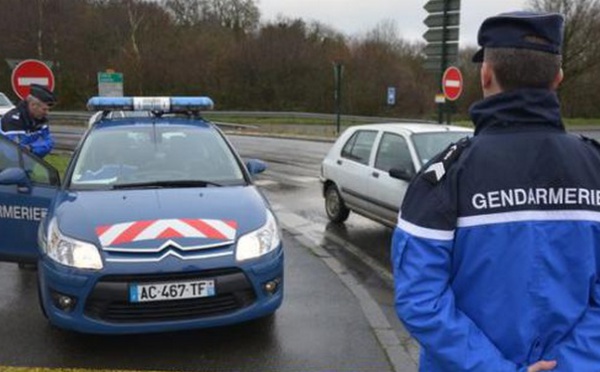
[{"x1": 259, "y1": 0, "x2": 529, "y2": 47}]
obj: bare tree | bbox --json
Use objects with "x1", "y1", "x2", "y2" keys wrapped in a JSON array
[
  {"x1": 529, "y1": 0, "x2": 600, "y2": 86},
  {"x1": 207, "y1": 0, "x2": 259, "y2": 33},
  {"x1": 163, "y1": 0, "x2": 210, "y2": 26}
]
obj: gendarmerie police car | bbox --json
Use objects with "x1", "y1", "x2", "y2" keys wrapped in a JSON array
[{"x1": 0, "y1": 96, "x2": 284, "y2": 334}]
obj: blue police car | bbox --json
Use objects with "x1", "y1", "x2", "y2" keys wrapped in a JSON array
[{"x1": 0, "y1": 96, "x2": 284, "y2": 334}]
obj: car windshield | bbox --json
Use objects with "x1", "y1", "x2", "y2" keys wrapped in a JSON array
[
  {"x1": 411, "y1": 131, "x2": 471, "y2": 166},
  {"x1": 0, "y1": 93, "x2": 13, "y2": 107},
  {"x1": 70, "y1": 122, "x2": 246, "y2": 190}
]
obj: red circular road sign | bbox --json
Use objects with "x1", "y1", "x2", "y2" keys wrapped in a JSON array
[
  {"x1": 442, "y1": 66, "x2": 463, "y2": 101},
  {"x1": 11, "y1": 59, "x2": 55, "y2": 100}
]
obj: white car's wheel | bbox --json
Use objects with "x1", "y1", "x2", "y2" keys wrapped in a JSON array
[{"x1": 325, "y1": 184, "x2": 350, "y2": 223}]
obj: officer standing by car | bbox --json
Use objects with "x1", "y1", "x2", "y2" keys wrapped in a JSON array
[
  {"x1": 0, "y1": 84, "x2": 56, "y2": 158},
  {"x1": 392, "y1": 11, "x2": 600, "y2": 371}
]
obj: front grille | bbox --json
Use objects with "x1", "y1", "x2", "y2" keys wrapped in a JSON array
[
  {"x1": 85, "y1": 290, "x2": 256, "y2": 323},
  {"x1": 84, "y1": 268, "x2": 257, "y2": 323}
]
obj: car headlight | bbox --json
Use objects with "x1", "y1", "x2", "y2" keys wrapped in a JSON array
[
  {"x1": 236, "y1": 210, "x2": 281, "y2": 262},
  {"x1": 41, "y1": 218, "x2": 103, "y2": 270}
]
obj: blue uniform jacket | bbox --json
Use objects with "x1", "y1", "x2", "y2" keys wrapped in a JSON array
[
  {"x1": 0, "y1": 101, "x2": 54, "y2": 158},
  {"x1": 392, "y1": 89, "x2": 600, "y2": 371}
]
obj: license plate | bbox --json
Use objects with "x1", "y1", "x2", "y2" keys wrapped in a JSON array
[{"x1": 129, "y1": 279, "x2": 215, "y2": 303}]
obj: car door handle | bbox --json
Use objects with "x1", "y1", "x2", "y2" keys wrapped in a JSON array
[
  {"x1": 337, "y1": 160, "x2": 342, "y2": 165},
  {"x1": 372, "y1": 171, "x2": 380, "y2": 178}
]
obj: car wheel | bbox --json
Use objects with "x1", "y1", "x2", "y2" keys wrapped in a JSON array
[
  {"x1": 325, "y1": 184, "x2": 350, "y2": 223},
  {"x1": 37, "y1": 271, "x2": 48, "y2": 319}
]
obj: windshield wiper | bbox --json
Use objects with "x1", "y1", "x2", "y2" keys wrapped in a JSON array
[{"x1": 111, "y1": 180, "x2": 223, "y2": 189}]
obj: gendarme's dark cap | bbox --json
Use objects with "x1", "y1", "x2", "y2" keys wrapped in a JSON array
[
  {"x1": 29, "y1": 84, "x2": 56, "y2": 106},
  {"x1": 472, "y1": 11, "x2": 564, "y2": 62}
]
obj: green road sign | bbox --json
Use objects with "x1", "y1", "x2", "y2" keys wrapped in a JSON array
[
  {"x1": 424, "y1": 12, "x2": 460, "y2": 28},
  {"x1": 98, "y1": 72, "x2": 123, "y2": 83},
  {"x1": 423, "y1": 42, "x2": 459, "y2": 57},
  {"x1": 97, "y1": 71, "x2": 124, "y2": 96},
  {"x1": 424, "y1": 0, "x2": 461, "y2": 13},
  {"x1": 423, "y1": 27, "x2": 460, "y2": 43}
]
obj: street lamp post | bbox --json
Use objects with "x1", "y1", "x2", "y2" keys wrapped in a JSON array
[{"x1": 333, "y1": 61, "x2": 343, "y2": 134}]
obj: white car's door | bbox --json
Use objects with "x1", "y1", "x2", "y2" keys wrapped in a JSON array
[
  {"x1": 326, "y1": 129, "x2": 379, "y2": 211},
  {"x1": 366, "y1": 131, "x2": 416, "y2": 226}
]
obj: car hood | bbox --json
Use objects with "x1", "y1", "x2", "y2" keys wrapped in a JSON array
[{"x1": 53, "y1": 186, "x2": 269, "y2": 249}]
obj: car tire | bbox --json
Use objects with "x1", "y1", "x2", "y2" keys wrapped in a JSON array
[
  {"x1": 325, "y1": 184, "x2": 350, "y2": 223},
  {"x1": 37, "y1": 270, "x2": 48, "y2": 319}
]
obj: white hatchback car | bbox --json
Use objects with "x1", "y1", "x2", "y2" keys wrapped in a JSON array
[{"x1": 320, "y1": 123, "x2": 473, "y2": 227}]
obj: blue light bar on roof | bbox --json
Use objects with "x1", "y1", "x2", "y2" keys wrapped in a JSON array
[{"x1": 86, "y1": 96, "x2": 214, "y2": 112}]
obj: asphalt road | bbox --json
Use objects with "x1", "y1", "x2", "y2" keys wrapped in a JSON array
[{"x1": 0, "y1": 230, "x2": 401, "y2": 371}]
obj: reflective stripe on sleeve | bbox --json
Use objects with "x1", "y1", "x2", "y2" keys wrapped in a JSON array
[{"x1": 397, "y1": 215, "x2": 455, "y2": 241}]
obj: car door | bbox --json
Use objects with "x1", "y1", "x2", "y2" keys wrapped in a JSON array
[
  {"x1": 366, "y1": 131, "x2": 416, "y2": 226},
  {"x1": 330, "y1": 129, "x2": 379, "y2": 211},
  {"x1": 0, "y1": 136, "x2": 60, "y2": 263}
]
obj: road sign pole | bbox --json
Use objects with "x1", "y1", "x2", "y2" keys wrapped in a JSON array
[
  {"x1": 423, "y1": 0, "x2": 461, "y2": 123},
  {"x1": 438, "y1": 0, "x2": 450, "y2": 124}
]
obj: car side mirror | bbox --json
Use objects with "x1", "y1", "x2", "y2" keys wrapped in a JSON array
[
  {"x1": 389, "y1": 167, "x2": 414, "y2": 182},
  {"x1": 246, "y1": 159, "x2": 267, "y2": 175}
]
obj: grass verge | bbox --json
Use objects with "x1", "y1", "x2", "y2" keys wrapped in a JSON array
[{"x1": 45, "y1": 153, "x2": 71, "y2": 179}]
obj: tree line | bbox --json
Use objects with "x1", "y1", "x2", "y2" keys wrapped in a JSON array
[{"x1": 0, "y1": 0, "x2": 598, "y2": 120}]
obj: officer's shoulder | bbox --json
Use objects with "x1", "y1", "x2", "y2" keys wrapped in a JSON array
[
  {"x1": 2, "y1": 107, "x2": 20, "y2": 121},
  {"x1": 419, "y1": 136, "x2": 471, "y2": 185}
]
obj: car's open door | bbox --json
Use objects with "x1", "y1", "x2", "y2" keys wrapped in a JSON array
[{"x1": 0, "y1": 136, "x2": 60, "y2": 263}]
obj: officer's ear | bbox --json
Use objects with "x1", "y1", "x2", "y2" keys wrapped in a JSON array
[
  {"x1": 480, "y1": 62, "x2": 500, "y2": 97},
  {"x1": 480, "y1": 62, "x2": 492, "y2": 89},
  {"x1": 551, "y1": 68, "x2": 563, "y2": 90}
]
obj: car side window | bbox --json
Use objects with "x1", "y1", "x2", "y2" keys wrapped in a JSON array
[
  {"x1": 341, "y1": 130, "x2": 377, "y2": 165},
  {"x1": 0, "y1": 137, "x2": 19, "y2": 171},
  {"x1": 0, "y1": 136, "x2": 58, "y2": 186},
  {"x1": 374, "y1": 132, "x2": 414, "y2": 175},
  {"x1": 23, "y1": 152, "x2": 60, "y2": 186}
]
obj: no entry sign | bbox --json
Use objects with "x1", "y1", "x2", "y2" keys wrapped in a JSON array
[
  {"x1": 442, "y1": 66, "x2": 463, "y2": 101},
  {"x1": 11, "y1": 59, "x2": 55, "y2": 100}
]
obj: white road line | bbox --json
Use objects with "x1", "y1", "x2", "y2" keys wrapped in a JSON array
[
  {"x1": 254, "y1": 180, "x2": 277, "y2": 187},
  {"x1": 290, "y1": 176, "x2": 319, "y2": 183}
]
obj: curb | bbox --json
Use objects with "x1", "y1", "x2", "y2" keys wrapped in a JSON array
[{"x1": 273, "y1": 205, "x2": 419, "y2": 372}]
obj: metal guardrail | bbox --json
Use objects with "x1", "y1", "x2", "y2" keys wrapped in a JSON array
[
  {"x1": 49, "y1": 111, "x2": 435, "y2": 126},
  {"x1": 48, "y1": 110, "x2": 438, "y2": 152}
]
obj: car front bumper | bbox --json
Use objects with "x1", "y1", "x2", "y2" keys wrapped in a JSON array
[{"x1": 38, "y1": 247, "x2": 284, "y2": 334}]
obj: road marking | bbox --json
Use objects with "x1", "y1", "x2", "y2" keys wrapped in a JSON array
[
  {"x1": 254, "y1": 180, "x2": 277, "y2": 187},
  {"x1": 289, "y1": 176, "x2": 319, "y2": 183},
  {"x1": 255, "y1": 176, "x2": 318, "y2": 188}
]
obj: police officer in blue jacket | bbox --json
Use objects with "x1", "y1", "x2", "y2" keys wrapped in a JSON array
[
  {"x1": 0, "y1": 84, "x2": 56, "y2": 158},
  {"x1": 392, "y1": 11, "x2": 600, "y2": 372}
]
